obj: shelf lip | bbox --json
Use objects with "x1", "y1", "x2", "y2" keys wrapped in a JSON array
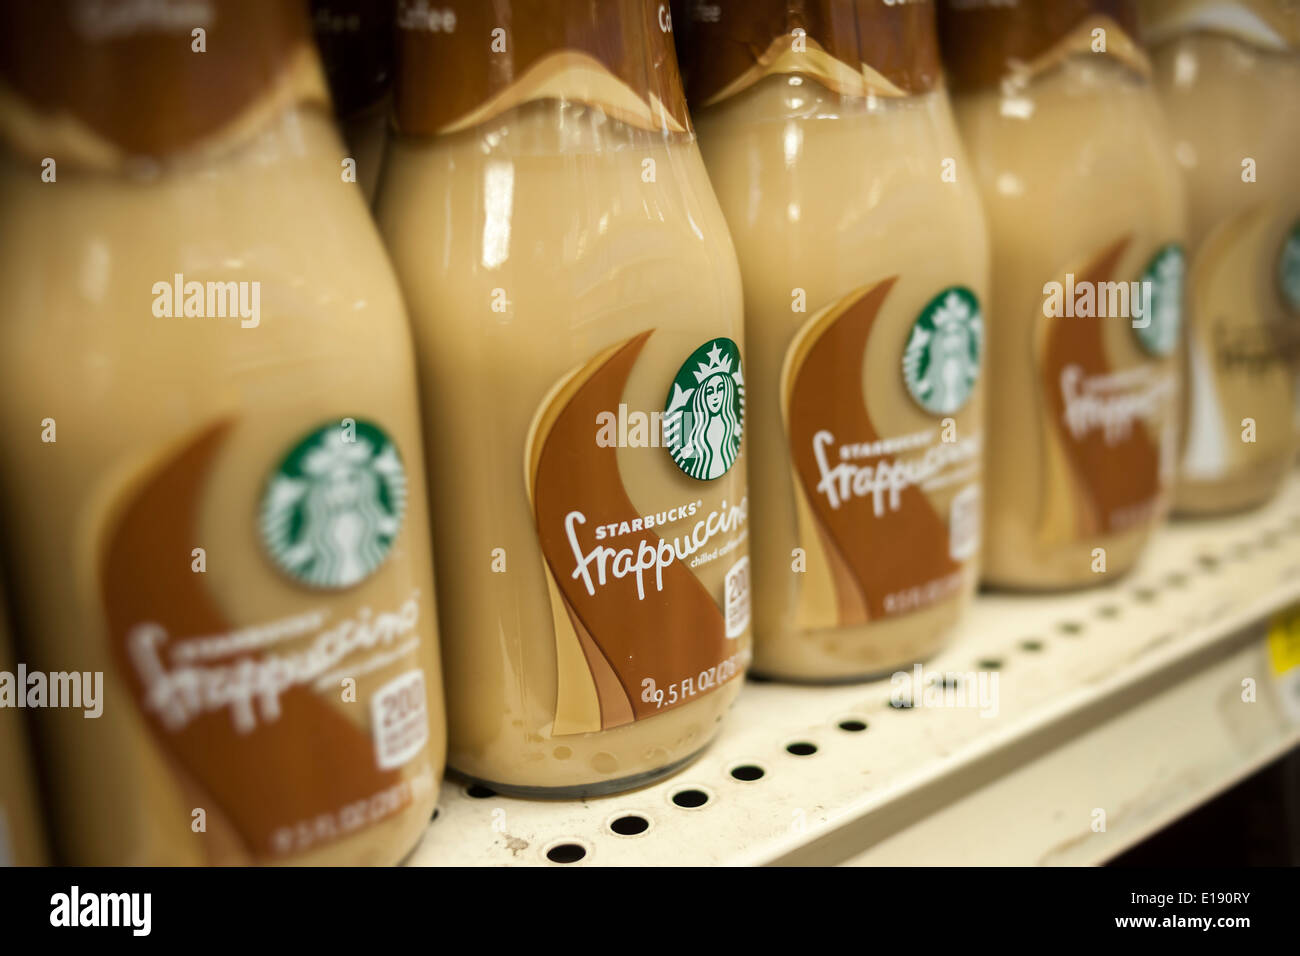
[{"x1": 409, "y1": 478, "x2": 1300, "y2": 867}]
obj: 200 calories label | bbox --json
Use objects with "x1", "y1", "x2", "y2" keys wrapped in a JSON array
[{"x1": 371, "y1": 669, "x2": 429, "y2": 770}]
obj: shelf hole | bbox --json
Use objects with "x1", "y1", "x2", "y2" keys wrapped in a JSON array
[
  {"x1": 1059, "y1": 620, "x2": 1086, "y2": 635},
  {"x1": 837, "y1": 718, "x2": 868, "y2": 732},
  {"x1": 1019, "y1": 638, "x2": 1045, "y2": 652},
  {"x1": 730, "y1": 764, "x2": 765, "y2": 781},
  {"x1": 930, "y1": 673, "x2": 962, "y2": 689},
  {"x1": 1259, "y1": 531, "x2": 1279, "y2": 549},
  {"x1": 610, "y1": 815, "x2": 649, "y2": 836},
  {"x1": 1197, "y1": 554, "x2": 1220, "y2": 571},
  {"x1": 546, "y1": 843, "x2": 587, "y2": 864},
  {"x1": 1095, "y1": 604, "x2": 1120, "y2": 619},
  {"x1": 888, "y1": 697, "x2": 914, "y2": 710},
  {"x1": 785, "y1": 741, "x2": 818, "y2": 756},
  {"x1": 1132, "y1": 587, "x2": 1157, "y2": 604},
  {"x1": 1233, "y1": 542, "x2": 1254, "y2": 559},
  {"x1": 466, "y1": 784, "x2": 496, "y2": 799},
  {"x1": 431, "y1": 807, "x2": 440, "y2": 822},
  {"x1": 1164, "y1": 572, "x2": 1187, "y2": 588},
  {"x1": 671, "y1": 789, "x2": 710, "y2": 809},
  {"x1": 977, "y1": 658, "x2": 1003, "y2": 670}
]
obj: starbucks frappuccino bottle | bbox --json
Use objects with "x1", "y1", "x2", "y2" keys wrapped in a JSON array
[
  {"x1": 312, "y1": 0, "x2": 393, "y2": 205},
  {"x1": 0, "y1": 0, "x2": 445, "y2": 865},
  {"x1": 0, "y1": 590, "x2": 48, "y2": 866},
  {"x1": 939, "y1": 0, "x2": 1188, "y2": 589},
  {"x1": 1142, "y1": 0, "x2": 1300, "y2": 514},
  {"x1": 685, "y1": 1, "x2": 989, "y2": 680},
  {"x1": 379, "y1": 0, "x2": 751, "y2": 795}
]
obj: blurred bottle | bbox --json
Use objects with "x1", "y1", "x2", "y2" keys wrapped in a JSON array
[
  {"x1": 379, "y1": 0, "x2": 751, "y2": 795},
  {"x1": 1142, "y1": 0, "x2": 1300, "y2": 513},
  {"x1": 685, "y1": 0, "x2": 989, "y2": 680},
  {"x1": 0, "y1": 587, "x2": 48, "y2": 866},
  {"x1": 939, "y1": 0, "x2": 1188, "y2": 589},
  {"x1": 311, "y1": 0, "x2": 394, "y2": 205},
  {"x1": 0, "y1": 0, "x2": 444, "y2": 864}
]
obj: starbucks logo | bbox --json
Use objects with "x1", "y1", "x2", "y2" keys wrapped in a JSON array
[
  {"x1": 1135, "y1": 244, "x2": 1185, "y2": 356},
  {"x1": 1279, "y1": 221, "x2": 1300, "y2": 313},
  {"x1": 902, "y1": 286, "x2": 983, "y2": 415},
  {"x1": 664, "y1": 338, "x2": 745, "y2": 480},
  {"x1": 260, "y1": 419, "x2": 408, "y2": 589}
]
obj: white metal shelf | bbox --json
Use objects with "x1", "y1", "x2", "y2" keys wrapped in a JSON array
[{"x1": 408, "y1": 478, "x2": 1300, "y2": 866}]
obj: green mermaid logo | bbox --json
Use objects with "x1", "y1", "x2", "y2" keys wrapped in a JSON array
[
  {"x1": 902, "y1": 286, "x2": 983, "y2": 415},
  {"x1": 260, "y1": 419, "x2": 407, "y2": 589},
  {"x1": 664, "y1": 338, "x2": 745, "y2": 480},
  {"x1": 1135, "y1": 243, "x2": 1185, "y2": 356},
  {"x1": 1280, "y1": 221, "x2": 1300, "y2": 313}
]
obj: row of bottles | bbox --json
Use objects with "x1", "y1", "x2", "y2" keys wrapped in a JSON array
[{"x1": 0, "y1": 0, "x2": 1296, "y2": 864}]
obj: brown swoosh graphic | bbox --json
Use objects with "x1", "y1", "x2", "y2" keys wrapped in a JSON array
[
  {"x1": 530, "y1": 332, "x2": 731, "y2": 727},
  {"x1": 1041, "y1": 237, "x2": 1163, "y2": 535},
  {"x1": 786, "y1": 279, "x2": 959, "y2": 622},
  {"x1": 102, "y1": 422, "x2": 405, "y2": 861}
]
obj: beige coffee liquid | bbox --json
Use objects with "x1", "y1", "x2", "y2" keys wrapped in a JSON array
[
  {"x1": 695, "y1": 77, "x2": 989, "y2": 680},
  {"x1": 0, "y1": 104, "x2": 445, "y2": 864},
  {"x1": 1149, "y1": 29, "x2": 1300, "y2": 513},
  {"x1": 0, "y1": 595, "x2": 48, "y2": 866},
  {"x1": 952, "y1": 55, "x2": 1187, "y2": 589},
  {"x1": 379, "y1": 99, "x2": 750, "y2": 794}
]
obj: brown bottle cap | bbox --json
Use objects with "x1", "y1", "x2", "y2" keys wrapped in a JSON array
[
  {"x1": 393, "y1": 0, "x2": 692, "y2": 137},
  {"x1": 0, "y1": 0, "x2": 328, "y2": 164},
  {"x1": 311, "y1": 0, "x2": 395, "y2": 119},
  {"x1": 682, "y1": 0, "x2": 944, "y2": 108},
  {"x1": 936, "y1": 0, "x2": 1150, "y2": 92}
]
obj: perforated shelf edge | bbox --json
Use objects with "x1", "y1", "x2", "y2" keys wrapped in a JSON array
[{"x1": 408, "y1": 477, "x2": 1300, "y2": 867}]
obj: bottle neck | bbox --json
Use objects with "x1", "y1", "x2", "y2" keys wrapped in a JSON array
[
  {"x1": 683, "y1": 0, "x2": 943, "y2": 110},
  {"x1": 1139, "y1": 0, "x2": 1300, "y2": 53},
  {"x1": 392, "y1": 0, "x2": 691, "y2": 137},
  {"x1": 0, "y1": 0, "x2": 329, "y2": 170}
]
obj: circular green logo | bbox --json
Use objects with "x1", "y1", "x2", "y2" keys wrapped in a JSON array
[
  {"x1": 902, "y1": 286, "x2": 983, "y2": 415},
  {"x1": 259, "y1": 419, "x2": 408, "y2": 589},
  {"x1": 1279, "y1": 220, "x2": 1300, "y2": 313},
  {"x1": 664, "y1": 337, "x2": 745, "y2": 480},
  {"x1": 1135, "y1": 243, "x2": 1185, "y2": 356}
]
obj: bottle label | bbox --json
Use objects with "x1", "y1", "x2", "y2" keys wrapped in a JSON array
[
  {"x1": 528, "y1": 332, "x2": 750, "y2": 735},
  {"x1": 1037, "y1": 237, "x2": 1180, "y2": 541},
  {"x1": 101, "y1": 420, "x2": 436, "y2": 862},
  {"x1": 260, "y1": 419, "x2": 408, "y2": 589},
  {"x1": 782, "y1": 279, "x2": 983, "y2": 628},
  {"x1": 1183, "y1": 209, "x2": 1300, "y2": 481},
  {"x1": 664, "y1": 337, "x2": 746, "y2": 480}
]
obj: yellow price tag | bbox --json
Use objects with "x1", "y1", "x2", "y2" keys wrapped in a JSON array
[{"x1": 1267, "y1": 605, "x2": 1300, "y2": 677}]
